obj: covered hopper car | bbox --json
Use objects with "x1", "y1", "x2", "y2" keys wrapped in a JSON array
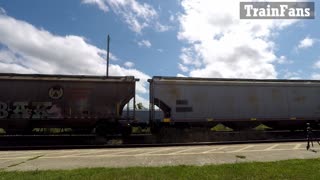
[
  {"x1": 0, "y1": 73, "x2": 138, "y2": 135},
  {"x1": 1, "y1": 73, "x2": 319, "y2": 136},
  {"x1": 149, "y1": 76, "x2": 320, "y2": 131}
]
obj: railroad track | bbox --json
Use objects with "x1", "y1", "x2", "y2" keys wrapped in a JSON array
[{"x1": 0, "y1": 130, "x2": 319, "y2": 150}]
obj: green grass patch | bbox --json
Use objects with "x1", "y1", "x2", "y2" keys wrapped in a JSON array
[
  {"x1": 32, "y1": 128, "x2": 72, "y2": 134},
  {"x1": 131, "y1": 127, "x2": 150, "y2": 134},
  {"x1": 211, "y1": 123, "x2": 233, "y2": 131},
  {"x1": 254, "y1": 124, "x2": 272, "y2": 131},
  {"x1": 1, "y1": 158, "x2": 320, "y2": 180}
]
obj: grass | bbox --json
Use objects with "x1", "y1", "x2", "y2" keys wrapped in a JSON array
[
  {"x1": 131, "y1": 123, "x2": 272, "y2": 134},
  {"x1": 33, "y1": 128, "x2": 72, "y2": 134},
  {"x1": 0, "y1": 124, "x2": 271, "y2": 135},
  {"x1": 254, "y1": 124, "x2": 272, "y2": 131},
  {"x1": 211, "y1": 123, "x2": 273, "y2": 131},
  {"x1": 131, "y1": 127, "x2": 151, "y2": 134},
  {"x1": 211, "y1": 123, "x2": 233, "y2": 131},
  {"x1": 1, "y1": 158, "x2": 320, "y2": 180},
  {"x1": 0, "y1": 128, "x2": 73, "y2": 135}
]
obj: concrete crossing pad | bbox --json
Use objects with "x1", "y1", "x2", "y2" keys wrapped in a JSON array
[{"x1": 0, "y1": 142, "x2": 319, "y2": 171}]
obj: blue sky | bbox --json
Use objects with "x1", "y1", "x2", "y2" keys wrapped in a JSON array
[
  {"x1": 0, "y1": 0, "x2": 183, "y2": 76},
  {"x1": 0, "y1": 0, "x2": 319, "y2": 105}
]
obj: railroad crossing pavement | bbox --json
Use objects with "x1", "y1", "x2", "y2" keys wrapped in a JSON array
[{"x1": 0, "y1": 142, "x2": 320, "y2": 171}]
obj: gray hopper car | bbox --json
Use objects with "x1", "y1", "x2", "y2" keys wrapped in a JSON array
[
  {"x1": 149, "y1": 76, "x2": 320, "y2": 131},
  {"x1": 0, "y1": 73, "x2": 138, "y2": 135}
]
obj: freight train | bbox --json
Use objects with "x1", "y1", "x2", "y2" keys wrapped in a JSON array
[
  {"x1": 0, "y1": 73, "x2": 136, "y2": 135},
  {"x1": 0, "y1": 73, "x2": 319, "y2": 136}
]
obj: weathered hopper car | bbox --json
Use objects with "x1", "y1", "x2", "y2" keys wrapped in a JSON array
[
  {"x1": 0, "y1": 73, "x2": 137, "y2": 135},
  {"x1": 149, "y1": 76, "x2": 320, "y2": 131}
]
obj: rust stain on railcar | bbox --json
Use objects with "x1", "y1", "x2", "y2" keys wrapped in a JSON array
[
  {"x1": 192, "y1": 90, "x2": 208, "y2": 104},
  {"x1": 225, "y1": 96, "x2": 235, "y2": 113},
  {"x1": 168, "y1": 86, "x2": 181, "y2": 99},
  {"x1": 248, "y1": 95, "x2": 258, "y2": 103},
  {"x1": 247, "y1": 89, "x2": 259, "y2": 112},
  {"x1": 293, "y1": 96, "x2": 306, "y2": 103},
  {"x1": 271, "y1": 88, "x2": 281, "y2": 100}
]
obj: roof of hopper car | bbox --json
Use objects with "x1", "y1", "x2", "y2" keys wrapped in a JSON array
[
  {"x1": 149, "y1": 76, "x2": 320, "y2": 85},
  {"x1": 0, "y1": 73, "x2": 139, "y2": 82}
]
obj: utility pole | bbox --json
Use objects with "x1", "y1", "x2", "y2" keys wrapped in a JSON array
[{"x1": 106, "y1": 34, "x2": 110, "y2": 77}]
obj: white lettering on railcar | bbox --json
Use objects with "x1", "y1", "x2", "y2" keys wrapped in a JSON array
[
  {"x1": 0, "y1": 102, "x2": 8, "y2": 118},
  {"x1": 11, "y1": 102, "x2": 30, "y2": 119},
  {"x1": 0, "y1": 101, "x2": 59, "y2": 119},
  {"x1": 32, "y1": 102, "x2": 52, "y2": 119}
]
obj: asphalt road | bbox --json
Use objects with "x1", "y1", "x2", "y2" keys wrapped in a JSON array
[{"x1": 1, "y1": 142, "x2": 319, "y2": 171}]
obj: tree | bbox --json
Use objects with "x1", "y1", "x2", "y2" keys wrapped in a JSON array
[{"x1": 136, "y1": 102, "x2": 145, "y2": 110}]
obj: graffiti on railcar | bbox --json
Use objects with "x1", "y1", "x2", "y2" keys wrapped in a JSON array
[{"x1": 0, "y1": 101, "x2": 63, "y2": 119}]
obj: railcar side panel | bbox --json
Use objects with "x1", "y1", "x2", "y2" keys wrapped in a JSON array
[
  {"x1": 0, "y1": 74, "x2": 136, "y2": 131},
  {"x1": 150, "y1": 77, "x2": 320, "y2": 128}
]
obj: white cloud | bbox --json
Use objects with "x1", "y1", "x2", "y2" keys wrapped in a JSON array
[
  {"x1": 313, "y1": 59, "x2": 320, "y2": 69},
  {"x1": 177, "y1": 73, "x2": 187, "y2": 77},
  {"x1": 312, "y1": 74, "x2": 320, "y2": 80},
  {"x1": 0, "y1": 7, "x2": 6, "y2": 15},
  {"x1": 281, "y1": 69, "x2": 301, "y2": 79},
  {"x1": 276, "y1": 56, "x2": 293, "y2": 64},
  {"x1": 179, "y1": 47, "x2": 202, "y2": 68},
  {"x1": 124, "y1": 61, "x2": 135, "y2": 68},
  {"x1": 297, "y1": 37, "x2": 314, "y2": 49},
  {"x1": 309, "y1": 59, "x2": 320, "y2": 80},
  {"x1": 82, "y1": 0, "x2": 169, "y2": 33},
  {"x1": 157, "y1": 49, "x2": 163, "y2": 53},
  {"x1": 0, "y1": 48, "x2": 37, "y2": 73},
  {"x1": 135, "y1": 94, "x2": 149, "y2": 109},
  {"x1": 169, "y1": 14, "x2": 175, "y2": 22},
  {"x1": 137, "y1": 40, "x2": 151, "y2": 48},
  {"x1": 82, "y1": 0, "x2": 109, "y2": 12},
  {"x1": 155, "y1": 22, "x2": 171, "y2": 32},
  {"x1": 109, "y1": 64, "x2": 149, "y2": 94},
  {"x1": 178, "y1": 63, "x2": 189, "y2": 73},
  {"x1": 0, "y1": 14, "x2": 150, "y2": 100},
  {"x1": 178, "y1": 0, "x2": 298, "y2": 79}
]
